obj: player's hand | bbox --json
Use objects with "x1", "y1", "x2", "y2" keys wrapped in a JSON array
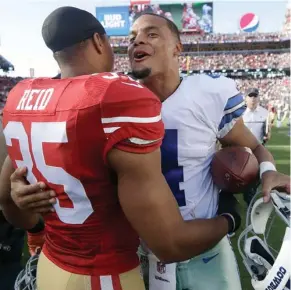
[
  {"x1": 11, "y1": 167, "x2": 56, "y2": 214},
  {"x1": 261, "y1": 171, "x2": 290, "y2": 203},
  {"x1": 27, "y1": 230, "x2": 45, "y2": 256}
]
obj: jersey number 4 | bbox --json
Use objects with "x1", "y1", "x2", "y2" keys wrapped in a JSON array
[
  {"x1": 4, "y1": 121, "x2": 93, "y2": 225},
  {"x1": 161, "y1": 129, "x2": 186, "y2": 207}
]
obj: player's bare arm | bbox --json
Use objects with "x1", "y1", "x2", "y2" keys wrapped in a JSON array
[
  {"x1": 0, "y1": 156, "x2": 40, "y2": 229},
  {"x1": 108, "y1": 147, "x2": 230, "y2": 263},
  {"x1": 220, "y1": 118, "x2": 290, "y2": 201}
]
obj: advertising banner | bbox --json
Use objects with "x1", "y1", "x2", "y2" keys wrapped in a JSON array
[
  {"x1": 213, "y1": 1, "x2": 286, "y2": 33},
  {"x1": 96, "y1": 6, "x2": 130, "y2": 36},
  {"x1": 130, "y1": 0, "x2": 151, "y2": 4},
  {"x1": 129, "y1": 2, "x2": 213, "y2": 33}
]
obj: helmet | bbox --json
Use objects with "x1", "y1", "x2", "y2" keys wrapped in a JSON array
[
  {"x1": 238, "y1": 190, "x2": 290, "y2": 290},
  {"x1": 14, "y1": 254, "x2": 39, "y2": 290}
]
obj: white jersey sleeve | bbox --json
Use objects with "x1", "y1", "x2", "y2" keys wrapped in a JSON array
[{"x1": 196, "y1": 75, "x2": 246, "y2": 139}]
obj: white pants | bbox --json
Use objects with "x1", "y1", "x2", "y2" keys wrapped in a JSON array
[{"x1": 139, "y1": 236, "x2": 242, "y2": 290}]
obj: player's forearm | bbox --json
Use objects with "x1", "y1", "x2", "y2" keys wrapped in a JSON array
[
  {"x1": 253, "y1": 144, "x2": 275, "y2": 165},
  {"x1": 160, "y1": 216, "x2": 228, "y2": 263},
  {"x1": 0, "y1": 199, "x2": 39, "y2": 229}
]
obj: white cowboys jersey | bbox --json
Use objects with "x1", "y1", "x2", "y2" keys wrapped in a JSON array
[{"x1": 161, "y1": 74, "x2": 246, "y2": 220}]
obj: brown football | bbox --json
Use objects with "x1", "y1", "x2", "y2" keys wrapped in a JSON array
[{"x1": 211, "y1": 146, "x2": 259, "y2": 193}]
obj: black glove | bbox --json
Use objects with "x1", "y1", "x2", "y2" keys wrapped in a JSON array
[{"x1": 217, "y1": 190, "x2": 241, "y2": 234}]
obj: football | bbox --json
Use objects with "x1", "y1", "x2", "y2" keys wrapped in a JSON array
[{"x1": 211, "y1": 146, "x2": 259, "y2": 193}]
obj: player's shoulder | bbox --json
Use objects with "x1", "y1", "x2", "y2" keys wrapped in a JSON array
[
  {"x1": 5, "y1": 78, "x2": 34, "y2": 106},
  {"x1": 91, "y1": 73, "x2": 159, "y2": 105},
  {"x1": 183, "y1": 74, "x2": 239, "y2": 100},
  {"x1": 14, "y1": 78, "x2": 36, "y2": 85},
  {"x1": 183, "y1": 74, "x2": 237, "y2": 91},
  {"x1": 7, "y1": 78, "x2": 33, "y2": 94},
  {"x1": 5, "y1": 76, "x2": 67, "y2": 101},
  {"x1": 7, "y1": 77, "x2": 60, "y2": 96}
]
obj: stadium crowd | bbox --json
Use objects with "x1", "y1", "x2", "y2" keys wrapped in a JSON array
[
  {"x1": 110, "y1": 32, "x2": 289, "y2": 46},
  {"x1": 114, "y1": 52, "x2": 290, "y2": 72},
  {"x1": 179, "y1": 53, "x2": 290, "y2": 70}
]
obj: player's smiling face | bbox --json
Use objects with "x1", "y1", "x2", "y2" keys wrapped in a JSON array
[{"x1": 128, "y1": 15, "x2": 180, "y2": 79}]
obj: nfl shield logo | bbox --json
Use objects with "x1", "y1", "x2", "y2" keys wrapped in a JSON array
[{"x1": 157, "y1": 261, "x2": 166, "y2": 274}]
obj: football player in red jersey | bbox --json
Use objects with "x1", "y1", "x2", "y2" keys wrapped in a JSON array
[{"x1": 0, "y1": 7, "x2": 241, "y2": 290}]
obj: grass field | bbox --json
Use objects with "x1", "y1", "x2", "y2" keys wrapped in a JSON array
[
  {"x1": 22, "y1": 124, "x2": 290, "y2": 289},
  {"x1": 233, "y1": 123, "x2": 290, "y2": 290}
]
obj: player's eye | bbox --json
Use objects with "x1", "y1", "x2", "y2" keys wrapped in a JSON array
[
  {"x1": 129, "y1": 36, "x2": 136, "y2": 43},
  {"x1": 148, "y1": 33, "x2": 158, "y2": 38}
]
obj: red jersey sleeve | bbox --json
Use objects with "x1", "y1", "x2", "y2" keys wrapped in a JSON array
[{"x1": 100, "y1": 76, "x2": 164, "y2": 162}]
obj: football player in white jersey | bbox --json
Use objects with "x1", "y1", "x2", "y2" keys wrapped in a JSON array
[{"x1": 125, "y1": 14, "x2": 290, "y2": 290}]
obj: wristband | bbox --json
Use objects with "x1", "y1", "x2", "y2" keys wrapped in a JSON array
[
  {"x1": 259, "y1": 161, "x2": 277, "y2": 179},
  {"x1": 220, "y1": 213, "x2": 235, "y2": 234},
  {"x1": 27, "y1": 218, "x2": 45, "y2": 234}
]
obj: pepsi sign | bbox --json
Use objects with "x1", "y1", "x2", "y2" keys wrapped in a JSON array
[{"x1": 239, "y1": 13, "x2": 259, "y2": 32}]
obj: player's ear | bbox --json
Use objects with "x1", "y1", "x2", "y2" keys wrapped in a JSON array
[
  {"x1": 174, "y1": 42, "x2": 183, "y2": 57},
  {"x1": 91, "y1": 33, "x2": 103, "y2": 55}
]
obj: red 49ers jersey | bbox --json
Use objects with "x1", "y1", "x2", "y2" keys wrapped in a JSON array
[{"x1": 2, "y1": 73, "x2": 164, "y2": 276}]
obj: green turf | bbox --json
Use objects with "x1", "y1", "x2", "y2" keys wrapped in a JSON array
[
  {"x1": 22, "y1": 124, "x2": 290, "y2": 289},
  {"x1": 232, "y1": 123, "x2": 290, "y2": 290}
]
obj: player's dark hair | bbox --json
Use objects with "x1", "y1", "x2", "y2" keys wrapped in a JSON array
[
  {"x1": 42, "y1": 6, "x2": 106, "y2": 53},
  {"x1": 137, "y1": 13, "x2": 181, "y2": 43}
]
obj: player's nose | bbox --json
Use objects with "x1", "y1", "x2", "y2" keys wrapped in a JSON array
[{"x1": 133, "y1": 32, "x2": 147, "y2": 46}]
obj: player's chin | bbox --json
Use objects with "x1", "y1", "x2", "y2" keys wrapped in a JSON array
[{"x1": 131, "y1": 65, "x2": 152, "y2": 80}]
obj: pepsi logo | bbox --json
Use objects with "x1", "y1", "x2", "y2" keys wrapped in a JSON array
[{"x1": 240, "y1": 13, "x2": 259, "y2": 32}]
